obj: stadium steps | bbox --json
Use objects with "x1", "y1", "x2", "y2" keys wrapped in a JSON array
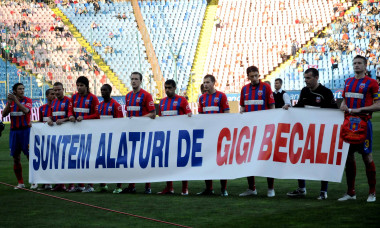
[
  {"x1": 131, "y1": 0, "x2": 164, "y2": 99},
  {"x1": 0, "y1": 55, "x2": 51, "y2": 94},
  {"x1": 186, "y1": 0, "x2": 219, "y2": 102},
  {"x1": 51, "y1": 7, "x2": 129, "y2": 95},
  {"x1": 265, "y1": 1, "x2": 359, "y2": 83}
]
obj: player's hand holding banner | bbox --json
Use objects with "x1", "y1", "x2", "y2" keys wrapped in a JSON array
[{"x1": 29, "y1": 108, "x2": 349, "y2": 184}]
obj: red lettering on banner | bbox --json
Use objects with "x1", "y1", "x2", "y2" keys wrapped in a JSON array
[
  {"x1": 289, "y1": 123, "x2": 303, "y2": 164},
  {"x1": 328, "y1": 125, "x2": 338, "y2": 164},
  {"x1": 216, "y1": 128, "x2": 231, "y2": 166},
  {"x1": 273, "y1": 123, "x2": 290, "y2": 163},
  {"x1": 228, "y1": 128, "x2": 238, "y2": 164},
  {"x1": 336, "y1": 134, "x2": 344, "y2": 165},
  {"x1": 316, "y1": 124, "x2": 328, "y2": 164},
  {"x1": 216, "y1": 126, "x2": 258, "y2": 166},
  {"x1": 236, "y1": 126, "x2": 250, "y2": 164},
  {"x1": 258, "y1": 124, "x2": 275, "y2": 160},
  {"x1": 301, "y1": 124, "x2": 315, "y2": 163},
  {"x1": 247, "y1": 126, "x2": 257, "y2": 162}
]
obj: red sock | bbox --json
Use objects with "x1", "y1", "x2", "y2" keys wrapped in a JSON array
[
  {"x1": 128, "y1": 183, "x2": 135, "y2": 189},
  {"x1": 116, "y1": 183, "x2": 122, "y2": 188},
  {"x1": 182, "y1": 181, "x2": 188, "y2": 192},
  {"x1": 267, "y1": 178, "x2": 274, "y2": 189},
  {"x1": 166, "y1": 181, "x2": 173, "y2": 190},
  {"x1": 220, "y1": 180, "x2": 227, "y2": 190},
  {"x1": 366, "y1": 161, "x2": 376, "y2": 194},
  {"x1": 247, "y1": 176, "x2": 255, "y2": 190},
  {"x1": 205, "y1": 180, "x2": 213, "y2": 190},
  {"x1": 13, "y1": 163, "x2": 23, "y2": 184},
  {"x1": 346, "y1": 160, "x2": 356, "y2": 196},
  {"x1": 145, "y1": 183, "x2": 151, "y2": 189}
]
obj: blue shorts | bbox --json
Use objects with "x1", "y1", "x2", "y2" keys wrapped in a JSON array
[
  {"x1": 349, "y1": 120, "x2": 372, "y2": 154},
  {"x1": 9, "y1": 128, "x2": 30, "y2": 157}
]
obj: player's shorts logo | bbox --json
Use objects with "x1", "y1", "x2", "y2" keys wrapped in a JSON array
[
  {"x1": 258, "y1": 90, "x2": 263, "y2": 96},
  {"x1": 349, "y1": 117, "x2": 361, "y2": 132},
  {"x1": 316, "y1": 97, "x2": 321, "y2": 103},
  {"x1": 359, "y1": 83, "x2": 366, "y2": 89},
  {"x1": 214, "y1": 97, "x2": 219, "y2": 102}
]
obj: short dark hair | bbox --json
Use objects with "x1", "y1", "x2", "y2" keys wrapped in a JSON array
[
  {"x1": 12, "y1": 83, "x2": 24, "y2": 92},
  {"x1": 53, "y1": 82, "x2": 63, "y2": 88},
  {"x1": 131, "y1": 72, "x2": 143, "y2": 81},
  {"x1": 246, "y1": 66, "x2": 259, "y2": 75},
  {"x1": 204, "y1": 74, "x2": 216, "y2": 83},
  {"x1": 353, "y1": 55, "x2": 367, "y2": 65},
  {"x1": 102, "y1": 83, "x2": 112, "y2": 92},
  {"x1": 304, "y1": 68, "x2": 319, "y2": 77},
  {"x1": 165, "y1": 79, "x2": 176, "y2": 88},
  {"x1": 45, "y1": 88, "x2": 54, "y2": 97},
  {"x1": 275, "y1": 78, "x2": 283, "y2": 84},
  {"x1": 76, "y1": 76, "x2": 89, "y2": 88}
]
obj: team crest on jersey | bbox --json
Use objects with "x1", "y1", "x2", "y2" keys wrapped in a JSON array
[
  {"x1": 316, "y1": 97, "x2": 321, "y2": 103},
  {"x1": 108, "y1": 107, "x2": 113, "y2": 112},
  {"x1": 214, "y1": 97, "x2": 219, "y2": 102},
  {"x1": 173, "y1": 101, "x2": 178, "y2": 106},
  {"x1": 85, "y1": 100, "x2": 90, "y2": 105},
  {"x1": 359, "y1": 83, "x2": 366, "y2": 89},
  {"x1": 258, "y1": 90, "x2": 263, "y2": 96},
  {"x1": 349, "y1": 117, "x2": 361, "y2": 132},
  {"x1": 136, "y1": 97, "x2": 141, "y2": 102},
  {"x1": 61, "y1": 103, "x2": 65, "y2": 108}
]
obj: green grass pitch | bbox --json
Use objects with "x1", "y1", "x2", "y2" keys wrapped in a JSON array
[{"x1": 0, "y1": 114, "x2": 379, "y2": 227}]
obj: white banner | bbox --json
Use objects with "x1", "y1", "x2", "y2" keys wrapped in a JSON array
[{"x1": 29, "y1": 108, "x2": 349, "y2": 184}]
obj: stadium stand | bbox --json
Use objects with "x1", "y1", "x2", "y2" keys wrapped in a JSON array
[
  {"x1": 58, "y1": 1, "x2": 156, "y2": 94},
  {"x1": 203, "y1": 0, "x2": 341, "y2": 93},
  {"x1": 0, "y1": 1, "x2": 117, "y2": 96},
  {"x1": 139, "y1": 0, "x2": 206, "y2": 92},
  {"x1": 0, "y1": 58, "x2": 48, "y2": 99},
  {"x1": 271, "y1": 1, "x2": 380, "y2": 91}
]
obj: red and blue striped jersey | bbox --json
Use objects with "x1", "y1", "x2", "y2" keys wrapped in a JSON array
[
  {"x1": 71, "y1": 93, "x2": 100, "y2": 120},
  {"x1": 49, "y1": 96, "x2": 73, "y2": 122},
  {"x1": 98, "y1": 98, "x2": 124, "y2": 119},
  {"x1": 240, "y1": 82, "x2": 275, "y2": 112},
  {"x1": 125, "y1": 89, "x2": 155, "y2": 117},
  {"x1": 39, "y1": 103, "x2": 52, "y2": 122},
  {"x1": 8, "y1": 96, "x2": 32, "y2": 130},
  {"x1": 159, "y1": 95, "x2": 191, "y2": 116},
  {"x1": 343, "y1": 76, "x2": 379, "y2": 110},
  {"x1": 198, "y1": 90, "x2": 230, "y2": 114}
]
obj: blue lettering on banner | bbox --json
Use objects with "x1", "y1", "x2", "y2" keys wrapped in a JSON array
[
  {"x1": 177, "y1": 130, "x2": 191, "y2": 167},
  {"x1": 41, "y1": 135, "x2": 50, "y2": 170},
  {"x1": 192, "y1": 130, "x2": 204, "y2": 167},
  {"x1": 49, "y1": 135, "x2": 61, "y2": 169},
  {"x1": 106, "y1": 133, "x2": 115, "y2": 168},
  {"x1": 116, "y1": 132, "x2": 128, "y2": 168},
  {"x1": 139, "y1": 132, "x2": 152, "y2": 169},
  {"x1": 33, "y1": 135, "x2": 41, "y2": 170},
  {"x1": 77, "y1": 134, "x2": 92, "y2": 169},
  {"x1": 129, "y1": 132, "x2": 140, "y2": 168},
  {"x1": 61, "y1": 135, "x2": 71, "y2": 169},
  {"x1": 68, "y1": 135, "x2": 79, "y2": 169},
  {"x1": 151, "y1": 131, "x2": 165, "y2": 168},
  {"x1": 95, "y1": 133, "x2": 107, "y2": 168}
]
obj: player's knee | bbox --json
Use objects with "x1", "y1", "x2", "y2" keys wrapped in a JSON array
[
  {"x1": 13, "y1": 155, "x2": 21, "y2": 164},
  {"x1": 362, "y1": 153, "x2": 373, "y2": 166}
]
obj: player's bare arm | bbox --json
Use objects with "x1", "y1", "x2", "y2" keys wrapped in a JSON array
[
  {"x1": 340, "y1": 99, "x2": 349, "y2": 112},
  {"x1": 351, "y1": 100, "x2": 380, "y2": 113},
  {"x1": 240, "y1": 106, "x2": 245, "y2": 113},
  {"x1": 144, "y1": 111, "x2": 156, "y2": 119}
]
